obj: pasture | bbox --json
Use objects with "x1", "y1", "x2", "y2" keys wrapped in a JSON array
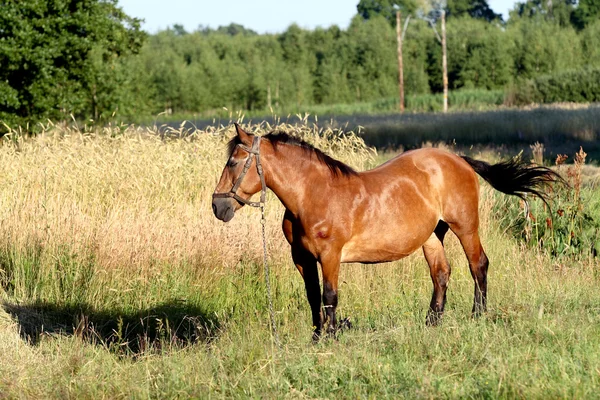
[
  {"x1": 162, "y1": 103, "x2": 600, "y2": 160},
  {"x1": 0, "y1": 121, "x2": 599, "y2": 398}
]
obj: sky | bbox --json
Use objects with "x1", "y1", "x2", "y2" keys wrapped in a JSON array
[{"x1": 118, "y1": 0, "x2": 519, "y2": 34}]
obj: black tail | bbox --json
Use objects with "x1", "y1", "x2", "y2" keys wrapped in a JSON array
[{"x1": 461, "y1": 156, "x2": 564, "y2": 206}]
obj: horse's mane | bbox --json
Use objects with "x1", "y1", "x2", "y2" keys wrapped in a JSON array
[{"x1": 227, "y1": 131, "x2": 358, "y2": 178}]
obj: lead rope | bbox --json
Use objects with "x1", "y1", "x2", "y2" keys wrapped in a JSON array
[{"x1": 260, "y1": 203, "x2": 281, "y2": 349}]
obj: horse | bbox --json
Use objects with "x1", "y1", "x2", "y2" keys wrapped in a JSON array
[{"x1": 212, "y1": 124, "x2": 561, "y2": 340}]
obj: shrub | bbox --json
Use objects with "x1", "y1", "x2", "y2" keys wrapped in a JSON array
[
  {"x1": 509, "y1": 67, "x2": 600, "y2": 105},
  {"x1": 496, "y1": 147, "x2": 600, "y2": 259}
]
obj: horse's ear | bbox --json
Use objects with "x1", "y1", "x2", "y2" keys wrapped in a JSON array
[{"x1": 234, "y1": 123, "x2": 253, "y2": 146}]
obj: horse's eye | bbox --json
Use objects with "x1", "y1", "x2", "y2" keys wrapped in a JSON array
[{"x1": 227, "y1": 160, "x2": 238, "y2": 168}]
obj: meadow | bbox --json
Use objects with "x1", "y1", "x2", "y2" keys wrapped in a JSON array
[
  {"x1": 138, "y1": 88, "x2": 507, "y2": 126},
  {"x1": 158, "y1": 103, "x2": 600, "y2": 162},
  {"x1": 0, "y1": 121, "x2": 599, "y2": 398}
]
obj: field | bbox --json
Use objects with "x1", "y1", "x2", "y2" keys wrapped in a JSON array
[
  {"x1": 139, "y1": 88, "x2": 507, "y2": 126},
  {"x1": 159, "y1": 103, "x2": 600, "y2": 161},
  {"x1": 0, "y1": 120, "x2": 599, "y2": 398}
]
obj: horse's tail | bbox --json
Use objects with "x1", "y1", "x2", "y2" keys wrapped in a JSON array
[{"x1": 461, "y1": 156, "x2": 564, "y2": 206}]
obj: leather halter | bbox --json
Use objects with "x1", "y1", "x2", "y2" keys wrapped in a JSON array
[{"x1": 212, "y1": 136, "x2": 266, "y2": 208}]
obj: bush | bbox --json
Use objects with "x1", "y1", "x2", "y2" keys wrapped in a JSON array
[
  {"x1": 496, "y1": 147, "x2": 600, "y2": 259},
  {"x1": 509, "y1": 67, "x2": 600, "y2": 105}
]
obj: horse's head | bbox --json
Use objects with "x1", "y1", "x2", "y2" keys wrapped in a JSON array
[{"x1": 212, "y1": 124, "x2": 266, "y2": 222}]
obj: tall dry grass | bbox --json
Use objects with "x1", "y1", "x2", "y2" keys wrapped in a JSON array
[{"x1": 0, "y1": 122, "x2": 375, "y2": 279}]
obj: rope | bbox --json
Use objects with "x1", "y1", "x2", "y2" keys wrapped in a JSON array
[
  {"x1": 213, "y1": 134, "x2": 280, "y2": 348},
  {"x1": 261, "y1": 204, "x2": 281, "y2": 349}
]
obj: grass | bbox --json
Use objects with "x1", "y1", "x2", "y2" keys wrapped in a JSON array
[
  {"x1": 129, "y1": 88, "x2": 506, "y2": 126},
  {"x1": 351, "y1": 103, "x2": 600, "y2": 159},
  {"x1": 0, "y1": 122, "x2": 599, "y2": 398},
  {"x1": 139, "y1": 102, "x2": 600, "y2": 164}
]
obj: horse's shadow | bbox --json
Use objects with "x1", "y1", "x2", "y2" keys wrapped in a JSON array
[{"x1": 2, "y1": 299, "x2": 220, "y2": 354}]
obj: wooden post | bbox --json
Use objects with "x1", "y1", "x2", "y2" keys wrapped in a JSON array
[
  {"x1": 396, "y1": 10, "x2": 405, "y2": 113},
  {"x1": 441, "y1": 10, "x2": 448, "y2": 113}
]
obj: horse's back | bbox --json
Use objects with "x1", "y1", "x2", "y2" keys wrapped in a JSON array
[
  {"x1": 366, "y1": 147, "x2": 472, "y2": 176},
  {"x1": 361, "y1": 148, "x2": 479, "y2": 200},
  {"x1": 372, "y1": 148, "x2": 482, "y2": 231}
]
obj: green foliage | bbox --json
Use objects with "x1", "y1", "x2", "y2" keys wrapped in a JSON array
[
  {"x1": 0, "y1": 0, "x2": 145, "y2": 130},
  {"x1": 2, "y1": 0, "x2": 600, "y2": 128},
  {"x1": 510, "y1": 67, "x2": 600, "y2": 104},
  {"x1": 510, "y1": 0, "x2": 577, "y2": 27},
  {"x1": 427, "y1": 18, "x2": 512, "y2": 92},
  {"x1": 200, "y1": 22, "x2": 258, "y2": 36},
  {"x1": 508, "y1": 18, "x2": 583, "y2": 80},
  {"x1": 132, "y1": 17, "x2": 435, "y2": 115},
  {"x1": 580, "y1": 20, "x2": 600, "y2": 66},
  {"x1": 446, "y1": 0, "x2": 503, "y2": 22},
  {"x1": 357, "y1": 0, "x2": 420, "y2": 24},
  {"x1": 571, "y1": 0, "x2": 600, "y2": 30},
  {"x1": 497, "y1": 148, "x2": 600, "y2": 259}
]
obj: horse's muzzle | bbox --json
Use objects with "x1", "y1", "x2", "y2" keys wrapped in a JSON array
[{"x1": 212, "y1": 197, "x2": 235, "y2": 222}]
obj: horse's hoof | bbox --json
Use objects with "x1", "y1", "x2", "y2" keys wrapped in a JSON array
[
  {"x1": 312, "y1": 331, "x2": 322, "y2": 343},
  {"x1": 425, "y1": 311, "x2": 443, "y2": 326},
  {"x1": 325, "y1": 317, "x2": 353, "y2": 339},
  {"x1": 339, "y1": 317, "x2": 352, "y2": 331}
]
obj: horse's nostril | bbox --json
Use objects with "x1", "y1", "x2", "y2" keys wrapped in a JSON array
[{"x1": 212, "y1": 203, "x2": 217, "y2": 215}]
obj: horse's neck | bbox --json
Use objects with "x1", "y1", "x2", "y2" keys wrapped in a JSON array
[{"x1": 263, "y1": 146, "x2": 329, "y2": 215}]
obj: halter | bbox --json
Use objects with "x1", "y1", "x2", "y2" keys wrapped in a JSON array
[{"x1": 212, "y1": 136, "x2": 266, "y2": 208}]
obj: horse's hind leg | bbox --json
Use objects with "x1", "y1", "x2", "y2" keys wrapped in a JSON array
[
  {"x1": 423, "y1": 221, "x2": 451, "y2": 326},
  {"x1": 451, "y1": 227, "x2": 489, "y2": 316}
]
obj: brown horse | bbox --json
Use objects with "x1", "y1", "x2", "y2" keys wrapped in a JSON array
[{"x1": 212, "y1": 124, "x2": 561, "y2": 340}]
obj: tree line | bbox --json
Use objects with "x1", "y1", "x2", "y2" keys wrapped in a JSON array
[{"x1": 1, "y1": 0, "x2": 599, "y2": 130}]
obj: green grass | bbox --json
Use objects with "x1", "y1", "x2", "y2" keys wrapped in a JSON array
[
  {"x1": 126, "y1": 89, "x2": 506, "y2": 126},
  {"x1": 132, "y1": 102, "x2": 600, "y2": 165},
  {"x1": 1, "y1": 123, "x2": 599, "y2": 398},
  {"x1": 355, "y1": 104, "x2": 600, "y2": 161},
  {"x1": 1, "y1": 213, "x2": 600, "y2": 398}
]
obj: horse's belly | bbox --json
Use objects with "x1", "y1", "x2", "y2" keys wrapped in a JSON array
[
  {"x1": 340, "y1": 236, "x2": 422, "y2": 263},
  {"x1": 340, "y1": 245, "x2": 411, "y2": 263},
  {"x1": 340, "y1": 212, "x2": 439, "y2": 263}
]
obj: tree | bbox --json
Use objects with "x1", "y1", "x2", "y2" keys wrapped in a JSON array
[
  {"x1": 446, "y1": 0, "x2": 503, "y2": 22},
  {"x1": 0, "y1": 0, "x2": 145, "y2": 130},
  {"x1": 357, "y1": 0, "x2": 420, "y2": 24},
  {"x1": 426, "y1": 17, "x2": 512, "y2": 91},
  {"x1": 172, "y1": 24, "x2": 188, "y2": 36},
  {"x1": 346, "y1": 15, "x2": 399, "y2": 102},
  {"x1": 580, "y1": 20, "x2": 600, "y2": 66},
  {"x1": 571, "y1": 0, "x2": 600, "y2": 30},
  {"x1": 278, "y1": 24, "x2": 312, "y2": 106},
  {"x1": 215, "y1": 23, "x2": 257, "y2": 36},
  {"x1": 510, "y1": 0, "x2": 577, "y2": 27},
  {"x1": 508, "y1": 17, "x2": 582, "y2": 79}
]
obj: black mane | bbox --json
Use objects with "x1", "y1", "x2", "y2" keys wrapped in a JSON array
[
  {"x1": 226, "y1": 131, "x2": 357, "y2": 177},
  {"x1": 266, "y1": 132, "x2": 357, "y2": 177}
]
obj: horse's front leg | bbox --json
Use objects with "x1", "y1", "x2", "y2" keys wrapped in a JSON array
[
  {"x1": 320, "y1": 251, "x2": 342, "y2": 336},
  {"x1": 292, "y1": 246, "x2": 323, "y2": 340}
]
